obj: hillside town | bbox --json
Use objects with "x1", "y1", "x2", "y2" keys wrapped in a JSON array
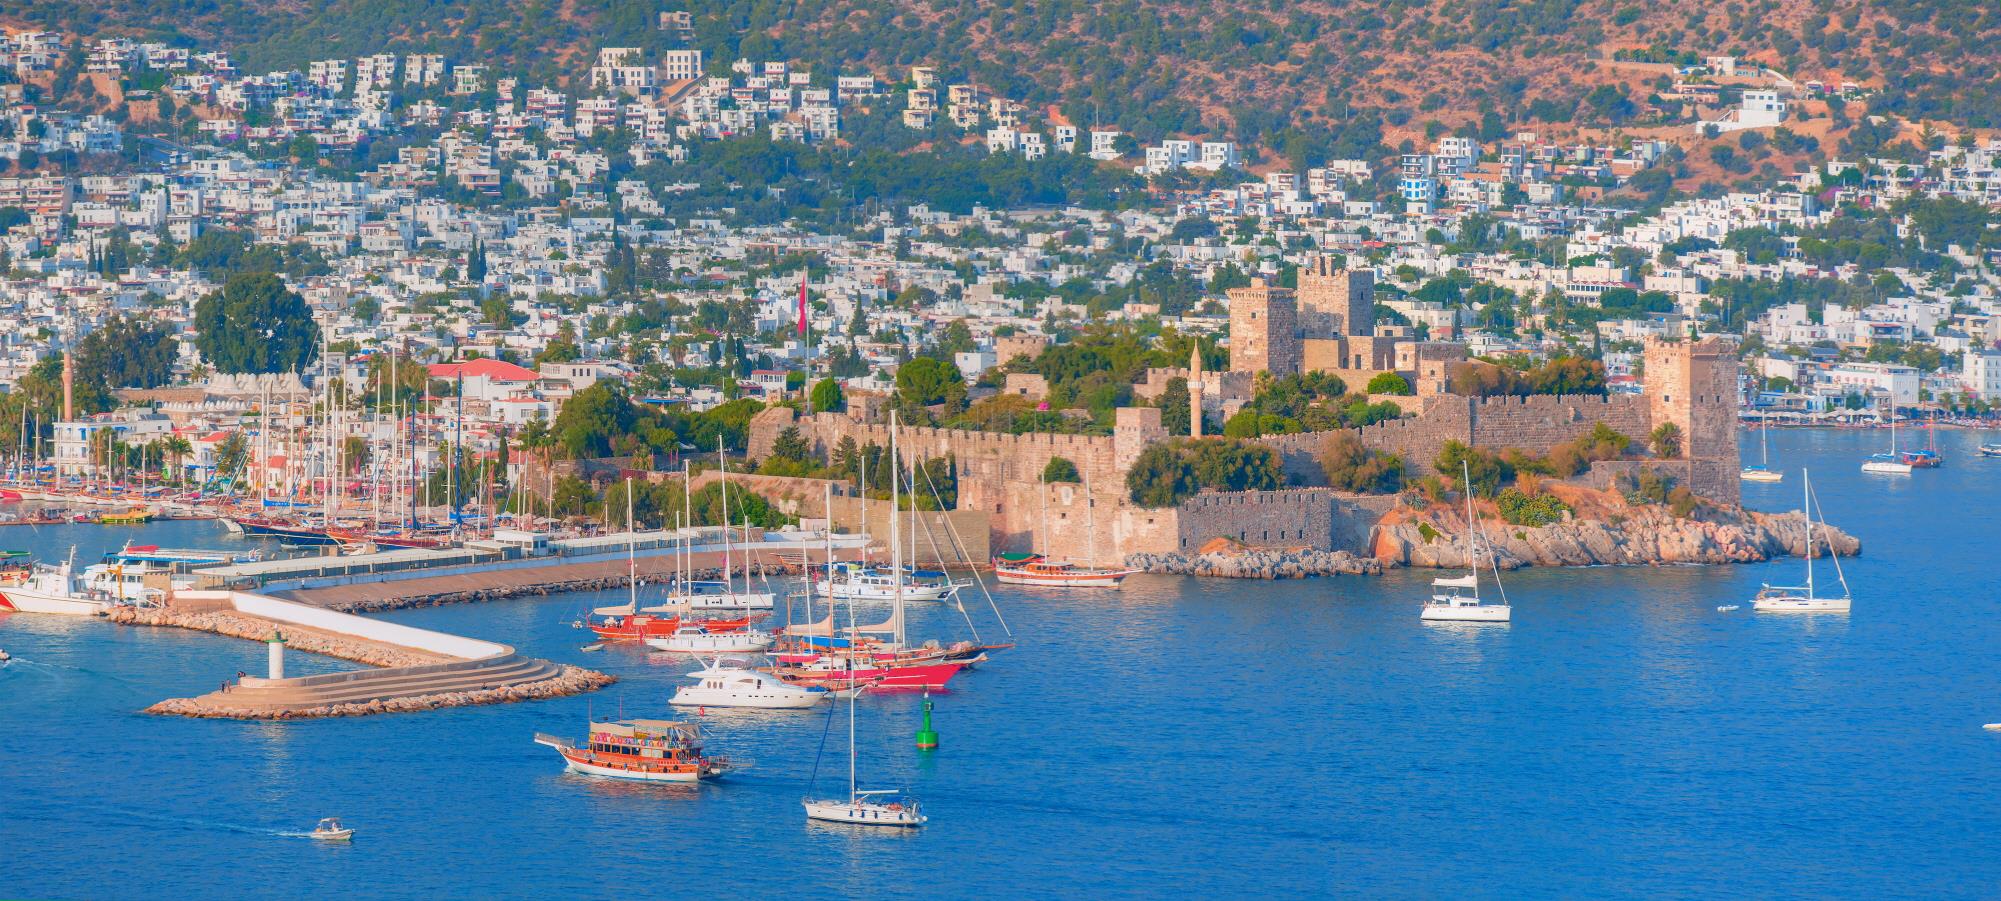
[{"x1": 0, "y1": 29, "x2": 1997, "y2": 555}]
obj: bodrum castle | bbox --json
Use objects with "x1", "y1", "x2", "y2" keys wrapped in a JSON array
[{"x1": 751, "y1": 258, "x2": 1739, "y2": 567}]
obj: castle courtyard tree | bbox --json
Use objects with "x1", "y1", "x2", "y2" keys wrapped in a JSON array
[
  {"x1": 192, "y1": 272, "x2": 320, "y2": 374},
  {"x1": 1650, "y1": 422, "x2": 1684, "y2": 459}
]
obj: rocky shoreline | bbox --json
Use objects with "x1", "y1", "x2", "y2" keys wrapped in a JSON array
[
  {"x1": 143, "y1": 666, "x2": 616, "y2": 720},
  {"x1": 1128, "y1": 548, "x2": 1384, "y2": 579},
  {"x1": 1375, "y1": 505, "x2": 1860, "y2": 569},
  {"x1": 1124, "y1": 498, "x2": 1859, "y2": 579}
]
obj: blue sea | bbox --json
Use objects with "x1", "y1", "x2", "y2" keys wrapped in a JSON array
[{"x1": 3, "y1": 427, "x2": 1998, "y2": 899}]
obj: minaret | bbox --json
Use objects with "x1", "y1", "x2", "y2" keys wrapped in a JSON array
[
  {"x1": 1188, "y1": 344, "x2": 1204, "y2": 438},
  {"x1": 61, "y1": 350, "x2": 73, "y2": 421}
]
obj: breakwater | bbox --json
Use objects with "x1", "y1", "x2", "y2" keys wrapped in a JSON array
[
  {"x1": 1128, "y1": 549, "x2": 1383, "y2": 579},
  {"x1": 143, "y1": 666, "x2": 615, "y2": 720},
  {"x1": 1375, "y1": 505, "x2": 1861, "y2": 569},
  {"x1": 107, "y1": 593, "x2": 611, "y2": 720}
]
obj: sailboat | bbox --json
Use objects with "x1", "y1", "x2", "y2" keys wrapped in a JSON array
[
  {"x1": 801, "y1": 595, "x2": 926, "y2": 827},
  {"x1": 1740, "y1": 412, "x2": 1783, "y2": 483},
  {"x1": 1905, "y1": 413, "x2": 1943, "y2": 467},
  {"x1": 770, "y1": 411, "x2": 969, "y2": 690},
  {"x1": 993, "y1": 469, "x2": 1134, "y2": 587},
  {"x1": 1862, "y1": 414, "x2": 1914, "y2": 474},
  {"x1": 1752, "y1": 469, "x2": 1851, "y2": 613},
  {"x1": 1420, "y1": 462, "x2": 1513, "y2": 623}
]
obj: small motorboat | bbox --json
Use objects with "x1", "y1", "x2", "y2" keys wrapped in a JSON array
[
  {"x1": 1985, "y1": 723, "x2": 2001, "y2": 732},
  {"x1": 1716, "y1": 605, "x2": 1740, "y2": 612},
  {"x1": 309, "y1": 817, "x2": 354, "y2": 841},
  {"x1": 579, "y1": 643, "x2": 605, "y2": 653},
  {"x1": 0, "y1": 649, "x2": 10, "y2": 662},
  {"x1": 1979, "y1": 443, "x2": 2001, "y2": 459}
]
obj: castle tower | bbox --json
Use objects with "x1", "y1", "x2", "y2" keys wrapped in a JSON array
[
  {"x1": 1188, "y1": 344, "x2": 1204, "y2": 438},
  {"x1": 1227, "y1": 278, "x2": 1300, "y2": 376},
  {"x1": 1295, "y1": 255, "x2": 1375, "y2": 339},
  {"x1": 1643, "y1": 337, "x2": 1741, "y2": 505}
]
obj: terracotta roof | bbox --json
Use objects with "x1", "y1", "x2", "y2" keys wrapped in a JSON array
[{"x1": 428, "y1": 358, "x2": 541, "y2": 382}]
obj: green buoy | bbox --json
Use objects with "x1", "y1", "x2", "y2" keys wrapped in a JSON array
[{"x1": 915, "y1": 692, "x2": 939, "y2": 750}]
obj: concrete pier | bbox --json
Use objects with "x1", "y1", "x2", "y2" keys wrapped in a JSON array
[{"x1": 109, "y1": 591, "x2": 612, "y2": 720}]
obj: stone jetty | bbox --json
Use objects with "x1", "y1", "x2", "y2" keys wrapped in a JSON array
[
  {"x1": 144, "y1": 666, "x2": 615, "y2": 720},
  {"x1": 108, "y1": 592, "x2": 611, "y2": 720}
]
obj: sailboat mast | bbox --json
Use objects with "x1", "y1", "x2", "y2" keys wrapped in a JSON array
[
  {"x1": 1463, "y1": 460, "x2": 1479, "y2": 600},
  {"x1": 890, "y1": 409, "x2": 904, "y2": 648},
  {"x1": 1803, "y1": 470, "x2": 1815, "y2": 598},
  {"x1": 626, "y1": 476, "x2": 637, "y2": 610},
  {"x1": 718, "y1": 436, "x2": 732, "y2": 590}
]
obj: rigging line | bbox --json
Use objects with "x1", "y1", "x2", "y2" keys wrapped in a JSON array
[
  {"x1": 806, "y1": 665, "x2": 839, "y2": 797},
  {"x1": 905, "y1": 462, "x2": 980, "y2": 643},
  {"x1": 916, "y1": 455, "x2": 1012, "y2": 638}
]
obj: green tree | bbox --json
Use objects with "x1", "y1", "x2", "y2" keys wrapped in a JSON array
[
  {"x1": 74, "y1": 316, "x2": 178, "y2": 389},
  {"x1": 809, "y1": 377, "x2": 845, "y2": 413},
  {"x1": 894, "y1": 356, "x2": 966, "y2": 410},
  {"x1": 769, "y1": 426, "x2": 811, "y2": 463},
  {"x1": 552, "y1": 382, "x2": 638, "y2": 458},
  {"x1": 191, "y1": 272, "x2": 320, "y2": 374},
  {"x1": 1042, "y1": 456, "x2": 1081, "y2": 483},
  {"x1": 1126, "y1": 443, "x2": 1199, "y2": 508},
  {"x1": 1320, "y1": 431, "x2": 1403, "y2": 493},
  {"x1": 1365, "y1": 372, "x2": 1413, "y2": 396},
  {"x1": 1435, "y1": 440, "x2": 1511, "y2": 497}
]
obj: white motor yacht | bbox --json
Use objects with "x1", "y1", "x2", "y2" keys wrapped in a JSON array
[
  {"x1": 813, "y1": 563, "x2": 962, "y2": 602},
  {"x1": 671, "y1": 658, "x2": 825, "y2": 709}
]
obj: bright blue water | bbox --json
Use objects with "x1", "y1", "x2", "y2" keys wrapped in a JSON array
[{"x1": 4, "y1": 428, "x2": 1999, "y2": 899}]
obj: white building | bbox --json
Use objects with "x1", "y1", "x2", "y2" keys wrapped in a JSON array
[{"x1": 1964, "y1": 349, "x2": 2001, "y2": 402}]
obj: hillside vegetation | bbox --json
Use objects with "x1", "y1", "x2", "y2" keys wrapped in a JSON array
[{"x1": 11, "y1": 0, "x2": 2000, "y2": 141}]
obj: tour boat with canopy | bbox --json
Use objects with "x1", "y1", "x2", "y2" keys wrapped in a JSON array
[
  {"x1": 992, "y1": 553, "x2": 1134, "y2": 587},
  {"x1": 1751, "y1": 470, "x2": 1852, "y2": 613},
  {"x1": 533, "y1": 718, "x2": 736, "y2": 782},
  {"x1": 308, "y1": 818, "x2": 354, "y2": 841}
]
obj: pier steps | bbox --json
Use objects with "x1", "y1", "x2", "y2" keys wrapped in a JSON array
[{"x1": 210, "y1": 653, "x2": 562, "y2": 712}]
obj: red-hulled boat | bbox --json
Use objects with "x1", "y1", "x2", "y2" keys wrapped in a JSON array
[{"x1": 589, "y1": 612, "x2": 759, "y2": 642}]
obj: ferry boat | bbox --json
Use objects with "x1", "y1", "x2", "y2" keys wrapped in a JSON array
[
  {"x1": 811, "y1": 562, "x2": 965, "y2": 603},
  {"x1": 533, "y1": 718, "x2": 736, "y2": 783},
  {"x1": 0, "y1": 553, "x2": 116, "y2": 616},
  {"x1": 96, "y1": 508, "x2": 156, "y2": 525},
  {"x1": 991, "y1": 553, "x2": 1133, "y2": 588},
  {"x1": 671, "y1": 658, "x2": 826, "y2": 709}
]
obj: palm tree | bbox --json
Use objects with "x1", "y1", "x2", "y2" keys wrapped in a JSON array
[{"x1": 161, "y1": 436, "x2": 192, "y2": 486}]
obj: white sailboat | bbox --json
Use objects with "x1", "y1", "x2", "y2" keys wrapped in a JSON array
[
  {"x1": 1752, "y1": 469, "x2": 1851, "y2": 613},
  {"x1": 1862, "y1": 415, "x2": 1913, "y2": 474},
  {"x1": 1741, "y1": 412, "x2": 1783, "y2": 483},
  {"x1": 801, "y1": 564, "x2": 926, "y2": 827},
  {"x1": 1421, "y1": 463, "x2": 1513, "y2": 623}
]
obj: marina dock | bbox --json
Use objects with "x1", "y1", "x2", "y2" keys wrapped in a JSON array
[{"x1": 190, "y1": 527, "x2": 873, "y2": 612}]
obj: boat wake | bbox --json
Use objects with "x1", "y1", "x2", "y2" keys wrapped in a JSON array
[{"x1": 77, "y1": 803, "x2": 321, "y2": 840}]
